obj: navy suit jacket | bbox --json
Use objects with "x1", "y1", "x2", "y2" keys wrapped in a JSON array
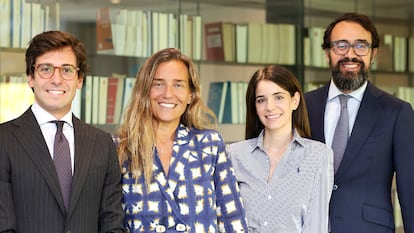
[
  {"x1": 305, "y1": 82, "x2": 414, "y2": 233},
  {"x1": 0, "y1": 108, "x2": 125, "y2": 233}
]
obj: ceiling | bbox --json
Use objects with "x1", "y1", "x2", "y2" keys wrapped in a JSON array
[{"x1": 50, "y1": 0, "x2": 413, "y2": 23}]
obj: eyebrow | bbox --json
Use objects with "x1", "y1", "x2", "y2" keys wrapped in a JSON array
[{"x1": 255, "y1": 92, "x2": 285, "y2": 99}]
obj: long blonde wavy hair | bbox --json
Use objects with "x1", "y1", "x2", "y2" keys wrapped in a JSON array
[{"x1": 117, "y1": 48, "x2": 216, "y2": 185}]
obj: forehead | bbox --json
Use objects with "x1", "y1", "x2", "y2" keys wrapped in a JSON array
[
  {"x1": 331, "y1": 21, "x2": 372, "y2": 43},
  {"x1": 154, "y1": 60, "x2": 189, "y2": 81},
  {"x1": 36, "y1": 47, "x2": 77, "y2": 64},
  {"x1": 256, "y1": 80, "x2": 285, "y2": 95}
]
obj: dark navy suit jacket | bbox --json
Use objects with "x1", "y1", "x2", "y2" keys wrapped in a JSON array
[
  {"x1": 0, "y1": 108, "x2": 125, "y2": 233},
  {"x1": 305, "y1": 81, "x2": 414, "y2": 233}
]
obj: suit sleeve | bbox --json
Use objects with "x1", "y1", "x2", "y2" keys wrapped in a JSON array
[
  {"x1": 0, "y1": 135, "x2": 16, "y2": 232},
  {"x1": 393, "y1": 102, "x2": 414, "y2": 233},
  {"x1": 98, "y1": 134, "x2": 125, "y2": 233}
]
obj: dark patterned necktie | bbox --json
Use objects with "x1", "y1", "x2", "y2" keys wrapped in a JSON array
[
  {"x1": 332, "y1": 94, "x2": 350, "y2": 173},
  {"x1": 52, "y1": 120, "x2": 72, "y2": 209}
]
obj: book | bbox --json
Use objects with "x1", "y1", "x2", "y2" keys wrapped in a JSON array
[
  {"x1": 91, "y1": 75, "x2": 100, "y2": 124},
  {"x1": 113, "y1": 75, "x2": 125, "y2": 125},
  {"x1": 409, "y1": 37, "x2": 414, "y2": 73},
  {"x1": 119, "y1": 76, "x2": 136, "y2": 123},
  {"x1": 123, "y1": 9, "x2": 138, "y2": 56},
  {"x1": 235, "y1": 23, "x2": 247, "y2": 63},
  {"x1": 31, "y1": 3, "x2": 42, "y2": 38},
  {"x1": 158, "y1": 12, "x2": 169, "y2": 51},
  {"x1": 167, "y1": 12, "x2": 177, "y2": 49},
  {"x1": 207, "y1": 81, "x2": 228, "y2": 123},
  {"x1": 11, "y1": 0, "x2": 22, "y2": 48},
  {"x1": 192, "y1": 15, "x2": 202, "y2": 60},
  {"x1": 109, "y1": 8, "x2": 127, "y2": 55},
  {"x1": 151, "y1": 11, "x2": 159, "y2": 54},
  {"x1": 82, "y1": 75, "x2": 93, "y2": 123},
  {"x1": 0, "y1": 75, "x2": 34, "y2": 123},
  {"x1": 71, "y1": 89, "x2": 82, "y2": 118},
  {"x1": 98, "y1": 76, "x2": 108, "y2": 124},
  {"x1": 0, "y1": 0, "x2": 11, "y2": 47},
  {"x1": 247, "y1": 22, "x2": 262, "y2": 64},
  {"x1": 308, "y1": 26, "x2": 326, "y2": 67},
  {"x1": 204, "y1": 22, "x2": 235, "y2": 62},
  {"x1": 105, "y1": 76, "x2": 119, "y2": 124},
  {"x1": 133, "y1": 9, "x2": 144, "y2": 57},
  {"x1": 96, "y1": 8, "x2": 114, "y2": 53},
  {"x1": 20, "y1": 1, "x2": 31, "y2": 48},
  {"x1": 106, "y1": 74, "x2": 125, "y2": 124},
  {"x1": 222, "y1": 81, "x2": 239, "y2": 124}
]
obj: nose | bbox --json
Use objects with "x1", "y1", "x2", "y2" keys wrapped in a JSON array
[
  {"x1": 163, "y1": 84, "x2": 174, "y2": 97},
  {"x1": 50, "y1": 68, "x2": 64, "y2": 82},
  {"x1": 346, "y1": 45, "x2": 358, "y2": 57},
  {"x1": 266, "y1": 98, "x2": 276, "y2": 110}
]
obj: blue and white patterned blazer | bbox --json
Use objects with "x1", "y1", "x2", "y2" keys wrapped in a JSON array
[{"x1": 122, "y1": 124, "x2": 248, "y2": 233}]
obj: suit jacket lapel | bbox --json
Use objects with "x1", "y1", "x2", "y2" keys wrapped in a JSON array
[
  {"x1": 308, "y1": 84, "x2": 329, "y2": 142},
  {"x1": 67, "y1": 116, "x2": 95, "y2": 216},
  {"x1": 12, "y1": 109, "x2": 66, "y2": 213},
  {"x1": 335, "y1": 83, "x2": 381, "y2": 178}
]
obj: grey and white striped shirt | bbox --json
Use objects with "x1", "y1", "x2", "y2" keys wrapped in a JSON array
[{"x1": 227, "y1": 129, "x2": 333, "y2": 233}]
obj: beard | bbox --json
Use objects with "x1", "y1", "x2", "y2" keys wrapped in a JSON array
[{"x1": 330, "y1": 57, "x2": 369, "y2": 92}]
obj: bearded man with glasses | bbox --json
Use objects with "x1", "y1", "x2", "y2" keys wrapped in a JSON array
[{"x1": 305, "y1": 12, "x2": 414, "y2": 233}]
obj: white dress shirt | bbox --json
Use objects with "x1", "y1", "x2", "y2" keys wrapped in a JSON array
[
  {"x1": 324, "y1": 80, "x2": 367, "y2": 147},
  {"x1": 31, "y1": 103, "x2": 75, "y2": 174}
]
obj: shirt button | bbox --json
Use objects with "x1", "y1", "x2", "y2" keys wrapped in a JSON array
[
  {"x1": 333, "y1": 184, "x2": 339, "y2": 190},
  {"x1": 267, "y1": 195, "x2": 272, "y2": 200},
  {"x1": 264, "y1": 221, "x2": 268, "y2": 226}
]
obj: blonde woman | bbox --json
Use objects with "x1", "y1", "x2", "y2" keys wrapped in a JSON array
[{"x1": 117, "y1": 48, "x2": 248, "y2": 233}]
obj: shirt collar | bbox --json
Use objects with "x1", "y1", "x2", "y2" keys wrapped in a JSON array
[
  {"x1": 252, "y1": 128, "x2": 305, "y2": 152},
  {"x1": 31, "y1": 102, "x2": 73, "y2": 128},
  {"x1": 328, "y1": 79, "x2": 367, "y2": 102}
]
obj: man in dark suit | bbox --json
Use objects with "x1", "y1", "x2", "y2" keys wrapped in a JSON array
[
  {"x1": 0, "y1": 31, "x2": 125, "y2": 233},
  {"x1": 305, "y1": 13, "x2": 414, "y2": 233}
]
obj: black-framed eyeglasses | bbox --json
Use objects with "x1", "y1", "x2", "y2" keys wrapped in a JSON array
[
  {"x1": 34, "y1": 63, "x2": 80, "y2": 81},
  {"x1": 330, "y1": 40, "x2": 372, "y2": 56}
]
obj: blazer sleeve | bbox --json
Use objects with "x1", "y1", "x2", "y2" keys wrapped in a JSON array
[
  {"x1": 0, "y1": 126, "x2": 16, "y2": 232},
  {"x1": 97, "y1": 133, "x2": 125, "y2": 233},
  {"x1": 393, "y1": 102, "x2": 414, "y2": 233}
]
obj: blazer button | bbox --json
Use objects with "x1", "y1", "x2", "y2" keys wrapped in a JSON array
[{"x1": 333, "y1": 184, "x2": 338, "y2": 191}]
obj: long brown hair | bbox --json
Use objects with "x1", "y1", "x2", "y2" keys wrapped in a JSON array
[
  {"x1": 245, "y1": 65, "x2": 310, "y2": 139},
  {"x1": 117, "y1": 48, "x2": 216, "y2": 185}
]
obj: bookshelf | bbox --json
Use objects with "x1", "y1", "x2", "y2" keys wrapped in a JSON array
[
  {"x1": 0, "y1": 0, "x2": 60, "y2": 123},
  {"x1": 1, "y1": 1, "x2": 413, "y2": 141}
]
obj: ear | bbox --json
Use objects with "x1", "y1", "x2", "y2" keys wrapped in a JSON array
[
  {"x1": 324, "y1": 49, "x2": 330, "y2": 65},
  {"x1": 187, "y1": 94, "x2": 192, "y2": 105},
  {"x1": 292, "y1": 91, "x2": 300, "y2": 110},
  {"x1": 28, "y1": 75, "x2": 34, "y2": 88},
  {"x1": 76, "y1": 76, "x2": 83, "y2": 89},
  {"x1": 371, "y1": 48, "x2": 378, "y2": 64}
]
